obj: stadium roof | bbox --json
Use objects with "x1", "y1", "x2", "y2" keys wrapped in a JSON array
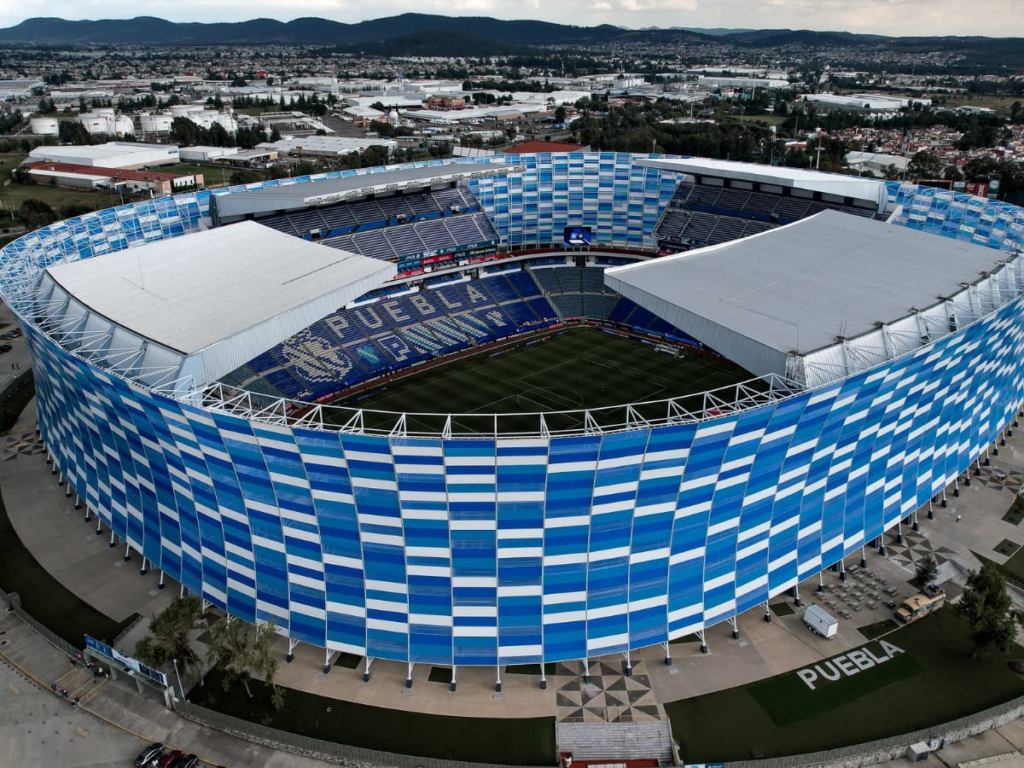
[
  {"x1": 606, "y1": 210, "x2": 1017, "y2": 388},
  {"x1": 503, "y1": 140, "x2": 587, "y2": 154},
  {"x1": 39, "y1": 222, "x2": 394, "y2": 388},
  {"x1": 211, "y1": 162, "x2": 518, "y2": 222},
  {"x1": 636, "y1": 157, "x2": 887, "y2": 210}
]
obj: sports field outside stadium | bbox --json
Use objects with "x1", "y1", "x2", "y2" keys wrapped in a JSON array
[{"x1": 329, "y1": 326, "x2": 755, "y2": 435}]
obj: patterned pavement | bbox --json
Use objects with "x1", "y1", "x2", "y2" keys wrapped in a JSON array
[
  {"x1": 1, "y1": 431, "x2": 43, "y2": 461},
  {"x1": 555, "y1": 660, "x2": 663, "y2": 723}
]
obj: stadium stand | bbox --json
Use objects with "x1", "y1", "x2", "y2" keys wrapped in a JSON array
[
  {"x1": 321, "y1": 212, "x2": 498, "y2": 264},
  {"x1": 654, "y1": 181, "x2": 884, "y2": 250},
  {"x1": 226, "y1": 263, "x2": 700, "y2": 401},
  {"x1": 228, "y1": 267, "x2": 566, "y2": 400},
  {"x1": 255, "y1": 185, "x2": 481, "y2": 240}
]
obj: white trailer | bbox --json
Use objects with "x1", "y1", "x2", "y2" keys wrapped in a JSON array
[{"x1": 803, "y1": 604, "x2": 839, "y2": 638}]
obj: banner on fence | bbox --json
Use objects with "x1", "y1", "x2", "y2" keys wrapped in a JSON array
[{"x1": 84, "y1": 634, "x2": 168, "y2": 687}]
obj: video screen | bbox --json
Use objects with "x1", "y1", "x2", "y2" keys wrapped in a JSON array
[{"x1": 563, "y1": 225, "x2": 592, "y2": 247}]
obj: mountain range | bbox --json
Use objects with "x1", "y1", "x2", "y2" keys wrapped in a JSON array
[{"x1": 0, "y1": 14, "x2": 1018, "y2": 53}]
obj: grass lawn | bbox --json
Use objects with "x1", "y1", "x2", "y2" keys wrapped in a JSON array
[
  {"x1": 995, "y1": 539, "x2": 1020, "y2": 557},
  {"x1": 329, "y1": 326, "x2": 752, "y2": 436},
  {"x1": 333, "y1": 652, "x2": 362, "y2": 669},
  {"x1": 192, "y1": 668, "x2": 555, "y2": 765},
  {"x1": 665, "y1": 609, "x2": 1024, "y2": 763},
  {"x1": 0, "y1": 152, "x2": 28, "y2": 179},
  {"x1": 859, "y1": 618, "x2": 899, "y2": 640},
  {"x1": 734, "y1": 114, "x2": 787, "y2": 127},
  {"x1": 170, "y1": 163, "x2": 233, "y2": 186},
  {"x1": 977, "y1": 543, "x2": 1024, "y2": 585},
  {"x1": 770, "y1": 601, "x2": 796, "y2": 617},
  {"x1": 0, "y1": 377, "x2": 137, "y2": 646},
  {"x1": 937, "y1": 95, "x2": 1022, "y2": 115},
  {"x1": 748, "y1": 643, "x2": 923, "y2": 728},
  {"x1": 0, "y1": 180, "x2": 126, "y2": 219},
  {"x1": 670, "y1": 633, "x2": 701, "y2": 645},
  {"x1": 1003, "y1": 496, "x2": 1024, "y2": 525}
]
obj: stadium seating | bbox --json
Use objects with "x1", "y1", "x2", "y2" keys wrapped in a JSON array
[
  {"x1": 655, "y1": 180, "x2": 884, "y2": 251},
  {"x1": 321, "y1": 211, "x2": 497, "y2": 263},
  {"x1": 227, "y1": 256, "x2": 702, "y2": 402},
  {"x1": 228, "y1": 266, "x2": 566, "y2": 399},
  {"x1": 256, "y1": 185, "x2": 487, "y2": 244}
]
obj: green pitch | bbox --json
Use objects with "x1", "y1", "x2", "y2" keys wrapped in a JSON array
[{"x1": 329, "y1": 326, "x2": 754, "y2": 435}]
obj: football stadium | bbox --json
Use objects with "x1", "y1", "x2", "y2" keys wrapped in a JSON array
[{"x1": 4, "y1": 151, "x2": 1024, "y2": 682}]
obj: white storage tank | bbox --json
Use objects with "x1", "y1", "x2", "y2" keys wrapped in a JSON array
[
  {"x1": 170, "y1": 105, "x2": 193, "y2": 118},
  {"x1": 114, "y1": 116, "x2": 135, "y2": 137},
  {"x1": 78, "y1": 114, "x2": 114, "y2": 135},
  {"x1": 30, "y1": 117, "x2": 59, "y2": 136},
  {"x1": 139, "y1": 113, "x2": 173, "y2": 133},
  {"x1": 214, "y1": 112, "x2": 238, "y2": 133}
]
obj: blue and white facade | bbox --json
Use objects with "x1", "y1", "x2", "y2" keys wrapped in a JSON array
[{"x1": 5, "y1": 153, "x2": 1024, "y2": 667}]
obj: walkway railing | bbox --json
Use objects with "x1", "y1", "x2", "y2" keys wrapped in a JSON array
[
  {"x1": 0, "y1": 586, "x2": 80, "y2": 660},
  {"x1": 726, "y1": 695, "x2": 1024, "y2": 768},
  {"x1": 175, "y1": 700, "x2": 546, "y2": 768}
]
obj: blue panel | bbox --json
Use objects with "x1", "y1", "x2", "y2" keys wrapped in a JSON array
[{"x1": 15, "y1": 162, "x2": 1024, "y2": 669}]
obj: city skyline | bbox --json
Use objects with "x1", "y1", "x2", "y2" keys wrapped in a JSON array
[{"x1": 0, "y1": 0, "x2": 1022, "y2": 40}]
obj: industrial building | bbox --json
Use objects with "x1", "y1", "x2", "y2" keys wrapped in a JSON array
[
  {"x1": 24, "y1": 162, "x2": 203, "y2": 195},
  {"x1": 26, "y1": 142, "x2": 180, "y2": 170}
]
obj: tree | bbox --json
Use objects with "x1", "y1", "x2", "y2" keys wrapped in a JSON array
[
  {"x1": 229, "y1": 169, "x2": 265, "y2": 185},
  {"x1": 208, "y1": 617, "x2": 283, "y2": 707},
  {"x1": 18, "y1": 198, "x2": 56, "y2": 230},
  {"x1": 907, "y1": 150, "x2": 944, "y2": 180},
  {"x1": 554, "y1": 105, "x2": 567, "y2": 124},
  {"x1": 168, "y1": 116, "x2": 201, "y2": 147},
  {"x1": 134, "y1": 594, "x2": 203, "y2": 681},
  {"x1": 956, "y1": 562, "x2": 1019, "y2": 658},
  {"x1": 58, "y1": 120, "x2": 92, "y2": 146},
  {"x1": 915, "y1": 553, "x2": 939, "y2": 593}
]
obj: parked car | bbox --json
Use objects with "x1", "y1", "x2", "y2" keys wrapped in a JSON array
[
  {"x1": 133, "y1": 743, "x2": 164, "y2": 767},
  {"x1": 0, "y1": 344, "x2": 12, "y2": 354},
  {"x1": 169, "y1": 754, "x2": 199, "y2": 768},
  {"x1": 156, "y1": 750, "x2": 184, "y2": 767}
]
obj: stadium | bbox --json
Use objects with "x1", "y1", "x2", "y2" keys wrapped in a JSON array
[{"x1": 4, "y1": 150, "x2": 1024, "y2": 682}]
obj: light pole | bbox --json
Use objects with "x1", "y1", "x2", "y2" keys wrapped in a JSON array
[{"x1": 172, "y1": 657, "x2": 185, "y2": 699}]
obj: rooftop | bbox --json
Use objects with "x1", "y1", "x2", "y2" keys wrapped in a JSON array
[
  {"x1": 211, "y1": 161, "x2": 518, "y2": 220},
  {"x1": 41, "y1": 222, "x2": 394, "y2": 384},
  {"x1": 606, "y1": 210, "x2": 1013, "y2": 384},
  {"x1": 637, "y1": 157, "x2": 887, "y2": 209},
  {"x1": 25, "y1": 162, "x2": 199, "y2": 182},
  {"x1": 503, "y1": 140, "x2": 587, "y2": 154}
]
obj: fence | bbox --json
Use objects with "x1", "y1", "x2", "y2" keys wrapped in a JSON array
[
  {"x1": 1, "y1": 586, "x2": 81, "y2": 660},
  {"x1": 175, "y1": 700, "x2": 546, "y2": 768},
  {"x1": 726, "y1": 694, "x2": 1024, "y2": 768},
  {"x1": 111, "y1": 613, "x2": 146, "y2": 647}
]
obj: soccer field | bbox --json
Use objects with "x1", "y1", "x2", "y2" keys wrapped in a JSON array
[{"x1": 329, "y1": 326, "x2": 754, "y2": 436}]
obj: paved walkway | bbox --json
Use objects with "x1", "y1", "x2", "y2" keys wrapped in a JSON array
[{"x1": 0, "y1": 608, "x2": 343, "y2": 767}]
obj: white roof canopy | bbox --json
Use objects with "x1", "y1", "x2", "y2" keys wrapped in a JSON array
[
  {"x1": 606, "y1": 210, "x2": 1023, "y2": 388},
  {"x1": 638, "y1": 157, "x2": 887, "y2": 211},
  {"x1": 37, "y1": 222, "x2": 395, "y2": 390}
]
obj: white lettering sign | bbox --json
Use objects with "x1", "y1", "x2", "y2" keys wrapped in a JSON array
[{"x1": 797, "y1": 641, "x2": 905, "y2": 690}]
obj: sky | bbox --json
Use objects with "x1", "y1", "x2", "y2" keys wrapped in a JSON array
[{"x1": 0, "y1": 0, "x2": 1022, "y2": 37}]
